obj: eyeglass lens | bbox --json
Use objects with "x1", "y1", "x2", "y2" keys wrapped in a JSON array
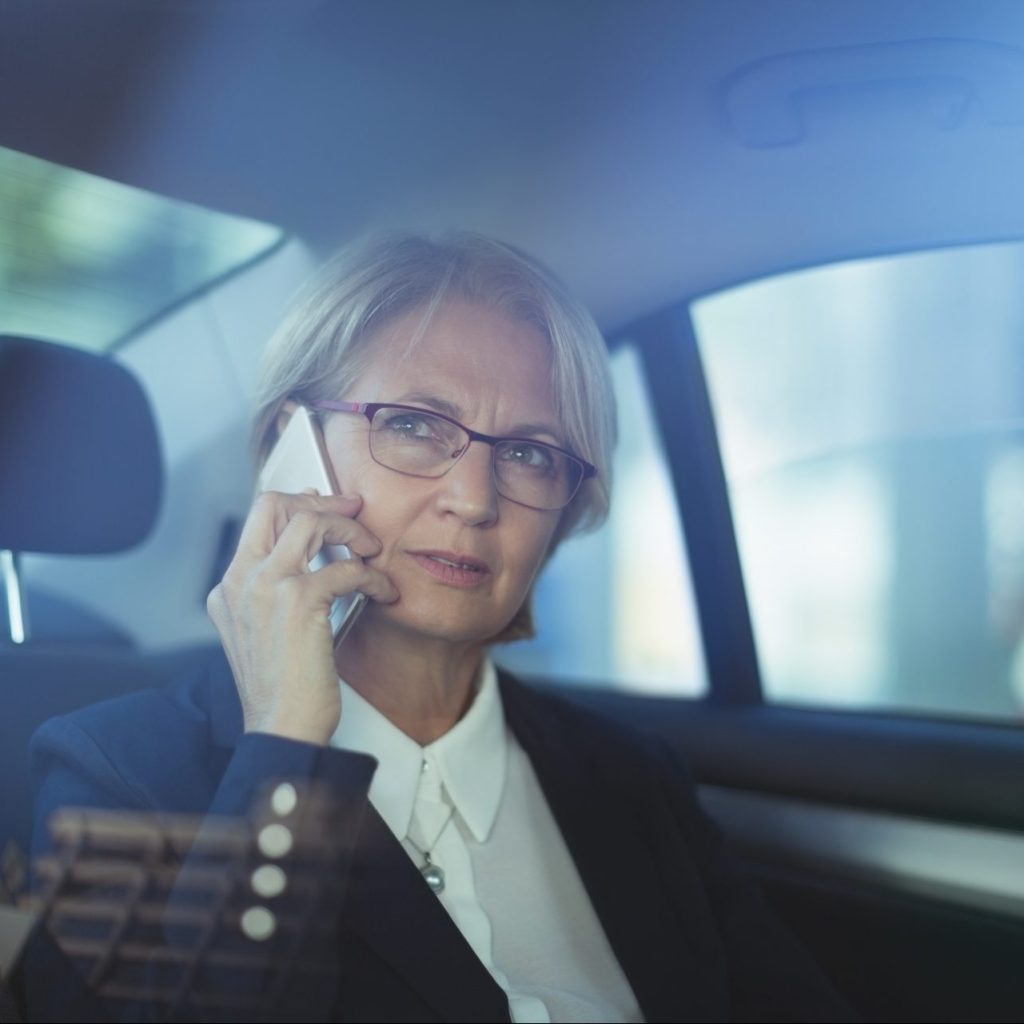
[{"x1": 368, "y1": 406, "x2": 582, "y2": 510}]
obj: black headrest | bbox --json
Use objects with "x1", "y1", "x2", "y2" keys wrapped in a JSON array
[{"x1": 0, "y1": 336, "x2": 162, "y2": 554}]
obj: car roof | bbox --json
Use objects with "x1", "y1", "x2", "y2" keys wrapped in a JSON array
[{"x1": 5, "y1": 0, "x2": 1024, "y2": 330}]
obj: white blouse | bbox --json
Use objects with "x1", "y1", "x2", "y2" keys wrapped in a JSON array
[{"x1": 331, "y1": 657, "x2": 644, "y2": 1024}]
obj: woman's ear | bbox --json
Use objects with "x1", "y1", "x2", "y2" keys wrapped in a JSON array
[{"x1": 275, "y1": 398, "x2": 301, "y2": 437}]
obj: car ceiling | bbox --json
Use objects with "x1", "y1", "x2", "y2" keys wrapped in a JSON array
[{"x1": 3, "y1": 0, "x2": 1024, "y2": 331}]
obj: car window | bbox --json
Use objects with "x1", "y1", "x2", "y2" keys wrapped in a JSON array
[
  {"x1": 495, "y1": 343, "x2": 707, "y2": 697},
  {"x1": 692, "y1": 242, "x2": 1024, "y2": 722},
  {"x1": 0, "y1": 145, "x2": 282, "y2": 352}
]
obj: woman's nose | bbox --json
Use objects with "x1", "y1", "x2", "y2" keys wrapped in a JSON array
[{"x1": 435, "y1": 441, "x2": 499, "y2": 526}]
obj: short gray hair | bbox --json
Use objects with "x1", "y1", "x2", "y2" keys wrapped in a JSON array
[{"x1": 253, "y1": 232, "x2": 616, "y2": 548}]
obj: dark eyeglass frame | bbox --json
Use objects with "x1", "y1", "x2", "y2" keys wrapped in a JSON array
[{"x1": 308, "y1": 400, "x2": 597, "y2": 511}]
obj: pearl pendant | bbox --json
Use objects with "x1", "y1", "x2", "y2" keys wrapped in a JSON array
[{"x1": 421, "y1": 862, "x2": 445, "y2": 894}]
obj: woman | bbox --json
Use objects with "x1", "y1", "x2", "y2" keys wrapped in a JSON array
[{"x1": 29, "y1": 233, "x2": 854, "y2": 1023}]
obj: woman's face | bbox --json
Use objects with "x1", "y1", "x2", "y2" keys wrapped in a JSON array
[{"x1": 320, "y1": 300, "x2": 564, "y2": 646}]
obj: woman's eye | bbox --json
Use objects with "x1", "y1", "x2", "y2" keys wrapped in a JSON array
[
  {"x1": 382, "y1": 413, "x2": 435, "y2": 438},
  {"x1": 504, "y1": 442, "x2": 557, "y2": 473}
]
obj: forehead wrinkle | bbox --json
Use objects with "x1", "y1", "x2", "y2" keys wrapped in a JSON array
[
  {"x1": 363, "y1": 303, "x2": 564, "y2": 440},
  {"x1": 393, "y1": 390, "x2": 463, "y2": 420}
]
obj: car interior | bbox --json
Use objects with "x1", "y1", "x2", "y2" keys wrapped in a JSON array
[{"x1": 2, "y1": 1, "x2": 1024, "y2": 1020}]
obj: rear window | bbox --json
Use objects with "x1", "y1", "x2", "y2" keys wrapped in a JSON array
[{"x1": 0, "y1": 145, "x2": 282, "y2": 352}]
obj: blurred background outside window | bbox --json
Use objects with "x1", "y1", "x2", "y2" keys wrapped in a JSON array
[{"x1": 693, "y1": 242, "x2": 1024, "y2": 722}]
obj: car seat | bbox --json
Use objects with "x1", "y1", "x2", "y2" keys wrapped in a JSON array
[{"x1": 0, "y1": 334, "x2": 165, "y2": 877}]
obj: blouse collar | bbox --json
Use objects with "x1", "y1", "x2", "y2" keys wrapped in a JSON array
[{"x1": 330, "y1": 656, "x2": 507, "y2": 843}]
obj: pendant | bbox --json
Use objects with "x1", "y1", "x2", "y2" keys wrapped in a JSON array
[{"x1": 421, "y1": 862, "x2": 445, "y2": 894}]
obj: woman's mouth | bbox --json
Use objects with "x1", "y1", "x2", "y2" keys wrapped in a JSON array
[{"x1": 408, "y1": 551, "x2": 491, "y2": 588}]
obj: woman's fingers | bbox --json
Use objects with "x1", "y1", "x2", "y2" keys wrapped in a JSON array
[
  {"x1": 262, "y1": 498, "x2": 398, "y2": 604},
  {"x1": 316, "y1": 557, "x2": 400, "y2": 604},
  {"x1": 267, "y1": 502, "x2": 382, "y2": 572},
  {"x1": 235, "y1": 491, "x2": 367, "y2": 561},
  {"x1": 265, "y1": 510, "x2": 398, "y2": 604}
]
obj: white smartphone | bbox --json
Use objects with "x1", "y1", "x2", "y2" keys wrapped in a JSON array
[{"x1": 256, "y1": 404, "x2": 367, "y2": 645}]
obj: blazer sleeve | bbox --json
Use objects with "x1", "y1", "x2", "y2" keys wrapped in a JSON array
[
  {"x1": 24, "y1": 707, "x2": 377, "y2": 1023},
  {"x1": 650, "y1": 742, "x2": 861, "y2": 1023}
]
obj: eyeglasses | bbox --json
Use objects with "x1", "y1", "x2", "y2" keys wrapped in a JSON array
[{"x1": 308, "y1": 400, "x2": 596, "y2": 512}]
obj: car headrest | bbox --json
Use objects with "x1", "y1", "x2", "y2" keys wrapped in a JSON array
[{"x1": 0, "y1": 336, "x2": 162, "y2": 554}]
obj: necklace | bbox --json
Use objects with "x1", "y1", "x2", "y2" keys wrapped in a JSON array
[{"x1": 404, "y1": 805, "x2": 455, "y2": 895}]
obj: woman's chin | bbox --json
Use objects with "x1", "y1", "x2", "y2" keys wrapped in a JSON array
[{"x1": 359, "y1": 597, "x2": 507, "y2": 648}]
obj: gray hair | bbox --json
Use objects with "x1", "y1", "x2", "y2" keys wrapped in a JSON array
[{"x1": 251, "y1": 232, "x2": 617, "y2": 638}]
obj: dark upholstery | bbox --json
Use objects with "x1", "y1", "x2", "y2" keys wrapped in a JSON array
[
  {"x1": 0, "y1": 335, "x2": 166, "y2": 863},
  {"x1": 0, "y1": 335, "x2": 162, "y2": 554}
]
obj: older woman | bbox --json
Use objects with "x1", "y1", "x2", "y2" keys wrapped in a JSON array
[{"x1": 29, "y1": 234, "x2": 853, "y2": 1023}]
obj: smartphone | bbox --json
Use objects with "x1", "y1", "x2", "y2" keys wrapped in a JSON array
[{"x1": 256, "y1": 404, "x2": 367, "y2": 645}]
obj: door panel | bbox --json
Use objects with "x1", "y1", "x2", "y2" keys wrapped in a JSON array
[{"x1": 553, "y1": 683, "x2": 1024, "y2": 1022}]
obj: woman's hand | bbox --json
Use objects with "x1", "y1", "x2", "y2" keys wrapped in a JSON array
[{"x1": 206, "y1": 491, "x2": 399, "y2": 746}]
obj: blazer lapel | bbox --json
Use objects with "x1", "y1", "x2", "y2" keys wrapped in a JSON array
[
  {"x1": 498, "y1": 670, "x2": 729, "y2": 1024},
  {"x1": 342, "y1": 804, "x2": 512, "y2": 1022}
]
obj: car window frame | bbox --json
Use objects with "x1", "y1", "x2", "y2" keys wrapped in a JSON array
[{"x1": 593, "y1": 286, "x2": 1024, "y2": 837}]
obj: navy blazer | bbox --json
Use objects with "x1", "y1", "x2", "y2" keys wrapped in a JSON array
[{"x1": 26, "y1": 650, "x2": 855, "y2": 1023}]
